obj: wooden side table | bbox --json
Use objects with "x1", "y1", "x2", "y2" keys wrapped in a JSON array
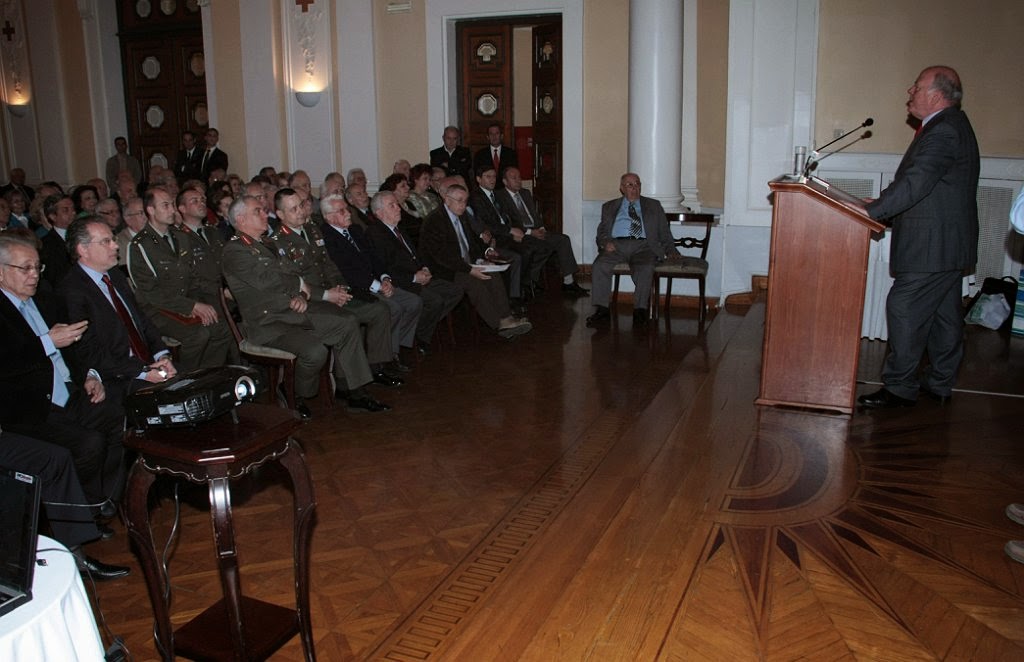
[{"x1": 123, "y1": 404, "x2": 316, "y2": 661}]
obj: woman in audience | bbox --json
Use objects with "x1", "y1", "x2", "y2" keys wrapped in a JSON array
[
  {"x1": 405, "y1": 163, "x2": 440, "y2": 220},
  {"x1": 5, "y1": 190, "x2": 30, "y2": 229},
  {"x1": 71, "y1": 184, "x2": 99, "y2": 214},
  {"x1": 209, "y1": 187, "x2": 235, "y2": 240}
]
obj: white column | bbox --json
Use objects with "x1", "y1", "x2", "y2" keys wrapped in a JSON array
[
  {"x1": 627, "y1": 0, "x2": 683, "y2": 211},
  {"x1": 77, "y1": 0, "x2": 128, "y2": 179},
  {"x1": 283, "y1": 0, "x2": 336, "y2": 182},
  {"x1": 337, "y1": 0, "x2": 380, "y2": 189},
  {"x1": 679, "y1": 0, "x2": 700, "y2": 211}
]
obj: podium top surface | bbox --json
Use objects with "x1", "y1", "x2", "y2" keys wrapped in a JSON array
[{"x1": 769, "y1": 174, "x2": 885, "y2": 233}]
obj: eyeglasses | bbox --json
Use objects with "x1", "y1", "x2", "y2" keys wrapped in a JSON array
[
  {"x1": 3, "y1": 262, "x2": 45, "y2": 274},
  {"x1": 85, "y1": 237, "x2": 117, "y2": 246}
]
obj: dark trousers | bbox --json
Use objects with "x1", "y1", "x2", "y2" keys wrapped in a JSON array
[
  {"x1": 883, "y1": 270, "x2": 965, "y2": 399},
  {"x1": 412, "y1": 279, "x2": 464, "y2": 344},
  {"x1": 0, "y1": 432, "x2": 102, "y2": 548}
]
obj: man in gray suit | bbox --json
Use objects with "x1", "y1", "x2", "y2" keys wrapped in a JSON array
[
  {"x1": 587, "y1": 173, "x2": 679, "y2": 327},
  {"x1": 859, "y1": 66, "x2": 979, "y2": 409}
]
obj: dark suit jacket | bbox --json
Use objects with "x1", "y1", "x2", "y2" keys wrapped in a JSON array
[
  {"x1": 866, "y1": 107, "x2": 979, "y2": 273},
  {"x1": 473, "y1": 145, "x2": 518, "y2": 177},
  {"x1": 468, "y1": 188, "x2": 520, "y2": 239},
  {"x1": 58, "y1": 264, "x2": 167, "y2": 383},
  {"x1": 430, "y1": 145, "x2": 473, "y2": 182},
  {"x1": 496, "y1": 187, "x2": 544, "y2": 229},
  {"x1": 364, "y1": 222, "x2": 425, "y2": 294},
  {"x1": 596, "y1": 195, "x2": 676, "y2": 259},
  {"x1": 39, "y1": 230, "x2": 72, "y2": 289},
  {"x1": 200, "y1": 146, "x2": 229, "y2": 180},
  {"x1": 419, "y1": 206, "x2": 488, "y2": 282},
  {"x1": 0, "y1": 291, "x2": 83, "y2": 426},
  {"x1": 0, "y1": 182, "x2": 35, "y2": 202},
  {"x1": 173, "y1": 148, "x2": 203, "y2": 182},
  {"x1": 321, "y1": 223, "x2": 386, "y2": 293}
]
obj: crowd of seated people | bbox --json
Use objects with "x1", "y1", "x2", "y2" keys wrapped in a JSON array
[{"x1": 0, "y1": 127, "x2": 593, "y2": 581}]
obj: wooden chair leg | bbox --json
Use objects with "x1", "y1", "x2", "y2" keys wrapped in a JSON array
[
  {"x1": 282, "y1": 363, "x2": 297, "y2": 410},
  {"x1": 660, "y1": 277, "x2": 674, "y2": 320},
  {"x1": 698, "y1": 277, "x2": 707, "y2": 322},
  {"x1": 612, "y1": 274, "x2": 620, "y2": 312}
]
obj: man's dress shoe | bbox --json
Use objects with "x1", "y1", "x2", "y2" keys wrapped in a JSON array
[
  {"x1": 416, "y1": 342, "x2": 431, "y2": 357},
  {"x1": 632, "y1": 308, "x2": 649, "y2": 327},
  {"x1": 919, "y1": 387, "x2": 952, "y2": 405},
  {"x1": 294, "y1": 399, "x2": 313, "y2": 420},
  {"x1": 857, "y1": 388, "x2": 916, "y2": 409},
  {"x1": 75, "y1": 552, "x2": 131, "y2": 581},
  {"x1": 387, "y1": 358, "x2": 412, "y2": 373},
  {"x1": 562, "y1": 282, "x2": 590, "y2": 296},
  {"x1": 372, "y1": 372, "x2": 404, "y2": 387},
  {"x1": 586, "y1": 306, "x2": 610, "y2": 327},
  {"x1": 346, "y1": 394, "x2": 392, "y2": 413}
]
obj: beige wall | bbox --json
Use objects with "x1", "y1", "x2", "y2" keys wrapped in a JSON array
[
  {"x1": 55, "y1": 8, "x2": 94, "y2": 182},
  {"x1": 373, "y1": 0, "x2": 429, "y2": 175},
  {"x1": 696, "y1": 0, "x2": 728, "y2": 209},
  {"x1": 816, "y1": 0, "x2": 1024, "y2": 157},
  {"x1": 209, "y1": 1, "x2": 247, "y2": 174}
]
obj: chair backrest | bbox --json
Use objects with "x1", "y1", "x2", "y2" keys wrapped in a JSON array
[
  {"x1": 666, "y1": 212, "x2": 714, "y2": 260},
  {"x1": 219, "y1": 287, "x2": 245, "y2": 345}
]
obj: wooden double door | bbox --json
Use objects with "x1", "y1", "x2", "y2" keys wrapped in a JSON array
[
  {"x1": 457, "y1": 17, "x2": 563, "y2": 232},
  {"x1": 117, "y1": 3, "x2": 206, "y2": 181}
]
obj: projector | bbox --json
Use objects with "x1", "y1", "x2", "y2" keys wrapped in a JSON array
[{"x1": 126, "y1": 365, "x2": 263, "y2": 428}]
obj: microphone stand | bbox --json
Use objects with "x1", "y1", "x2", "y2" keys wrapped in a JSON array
[{"x1": 803, "y1": 118, "x2": 873, "y2": 180}]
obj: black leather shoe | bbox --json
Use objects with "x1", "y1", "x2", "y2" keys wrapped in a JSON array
[
  {"x1": 346, "y1": 395, "x2": 392, "y2": 413},
  {"x1": 75, "y1": 553, "x2": 131, "y2": 581},
  {"x1": 416, "y1": 342, "x2": 431, "y2": 357},
  {"x1": 632, "y1": 308, "x2": 649, "y2": 327},
  {"x1": 857, "y1": 388, "x2": 916, "y2": 409},
  {"x1": 387, "y1": 358, "x2": 412, "y2": 373},
  {"x1": 562, "y1": 282, "x2": 590, "y2": 296},
  {"x1": 372, "y1": 372, "x2": 404, "y2": 387},
  {"x1": 919, "y1": 387, "x2": 952, "y2": 405},
  {"x1": 586, "y1": 306, "x2": 611, "y2": 327},
  {"x1": 294, "y1": 399, "x2": 313, "y2": 420}
]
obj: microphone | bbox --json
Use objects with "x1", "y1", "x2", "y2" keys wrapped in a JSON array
[
  {"x1": 805, "y1": 130, "x2": 873, "y2": 174},
  {"x1": 803, "y1": 117, "x2": 873, "y2": 178}
]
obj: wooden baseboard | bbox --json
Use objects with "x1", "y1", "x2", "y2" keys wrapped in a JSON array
[{"x1": 724, "y1": 274, "x2": 768, "y2": 307}]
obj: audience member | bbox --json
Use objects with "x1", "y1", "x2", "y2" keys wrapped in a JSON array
[
  {"x1": 472, "y1": 122, "x2": 517, "y2": 186},
  {"x1": 39, "y1": 194, "x2": 76, "y2": 288},
  {"x1": 406, "y1": 163, "x2": 440, "y2": 220},
  {"x1": 345, "y1": 182, "x2": 374, "y2": 228},
  {"x1": 173, "y1": 130, "x2": 203, "y2": 183},
  {"x1": 104, "y1": 136, "x2": 143, "y2": 189},
  {"x1": 71, "y1": 184, "x2": 100, "y2": 215},
  {"x1": 199, "y1": 127, "x2": 229, "y2": 182},
  {"x1": 116, "y1": 197, "x2": 146, "y2": 267},
  {"x1": 430, "y1": 125, "x2": 473, "y2": 183},
  {"x1": 0, "y1": 167, "x2": 35, "y2": 202}
]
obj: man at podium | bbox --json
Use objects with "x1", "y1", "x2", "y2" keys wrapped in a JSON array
[{"x1": 858, "y1": 66, "x2": 979, "y2": 409}]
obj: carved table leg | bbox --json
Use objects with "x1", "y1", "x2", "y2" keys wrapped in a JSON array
[
  {"x1": 279, "y1": 439, "x2": 317, "y2": 662},
  {"x1": 208, "y1": 473, "x2": 248, "y2": 659}
]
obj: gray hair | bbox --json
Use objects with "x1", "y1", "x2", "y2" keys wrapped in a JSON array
[
  {"x1": 319, "y1": 193, "x2": 347, "y2": 216},
  {"x1": 370, "y1": 190, "x2": 396, "y2": 214},
  {"x1": 64, "y1": 215, "x2": 107, "y2": 262},
  {"x1": 227, "y1": 194, "x2": 257, "y2": 227},
  {"x1": 0, "y1": 234, "x2": 38, "y2": 263}
]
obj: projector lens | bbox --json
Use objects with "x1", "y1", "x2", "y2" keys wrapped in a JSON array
[{"x1": 234, "y1": 375, "x2": 256, "y2": 400}]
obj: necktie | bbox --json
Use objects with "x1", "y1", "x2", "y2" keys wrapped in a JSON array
[
  {"x1": 514, "y1": 193, "x2": 534, "y2": 228},
  {"x1": 492, "y1": 148, "x2": 500, "y2": 173},
  {"x1": 202, "y1": 149, "x2": 211, "y2": 172},
  {"x1": 196, "y1": 226, "x2": 208, "y2": 245},
  {"x1": 101, "y1": 274, "x2": 153, "y2": 363},
  {"x1": 394, "y1": 227, "x2": 415, "y2": 257},
  {"x1": 19, "y1": 301, "x2": 70, "y2": 407},
  {"x1": 452, "y1": 217, "x2": 470, "y2": 262},
  {"x1": 628, "y1": 202, "x2": 643, "y2": 239},
  {"x1": 164, "y1": 233, "x2": 176, "y2": 254},
  {"x1": 340, "y1": 228, "x2": 360, "y2": 251},
  {"x1": 298, "y1": 228, "x2": 308, "y2": 244}
]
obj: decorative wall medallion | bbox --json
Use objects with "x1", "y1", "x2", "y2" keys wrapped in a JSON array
[
  {"x1": 476, "y1": 93, "x2": 498, "y2": 117},
  {"x1": 145, "y1": 105, "x2": 165, "y2": 129},
  {"x1": 160, "y1": 0, "x2": 177, "y2": 16},
  {"x1": 149, "y1": 152, "x2": 168, "y2": 169},
  {"x1": 540, "y1": 94, "x2": 555, "y2": 115},
  {"x1": 135, "y1": 0, "x2": 152, "y2": 18},
  {"x1": 188, "y1": 52, "x2": 205, "y2": 78},
  {"x1": 540, "y1": 41, "x2": 554, "y2": 62},
  {"x1": 193, "y1": 102, "x2": 209, "y2": 127},
  {"x1": 476, "y1": 42, "x2": 497, "y2": 64},
  {"x1": 141, "y1": 56, "x2": 161, "y2": 80}
]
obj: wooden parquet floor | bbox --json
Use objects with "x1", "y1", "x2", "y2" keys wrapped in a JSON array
[{"x1": 86, "y1": 291, "x2": 1024, "y2": 661}]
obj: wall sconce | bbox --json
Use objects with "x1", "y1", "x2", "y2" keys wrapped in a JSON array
[
  {"x1": 294, "y1": 90, "x2": 321, "y2": 108},
  {"x1": 6, "y1": 103, "x2": 29, "y2": 118}
]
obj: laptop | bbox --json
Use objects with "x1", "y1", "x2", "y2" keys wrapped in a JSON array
[{"x1": 0, "y1": 465, "x2": 41, "y2": 618}]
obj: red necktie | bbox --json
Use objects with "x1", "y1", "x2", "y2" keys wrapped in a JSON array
[
  {"x1": 492, "y1": 148, "x2": 500, "y2": 173},
  {"x1": 101, "y1": 274, "x2": 153, "y2": 363}
]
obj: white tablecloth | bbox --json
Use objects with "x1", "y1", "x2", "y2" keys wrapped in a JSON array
[{"x1": 0, "y1": 536, "x2": 105, "y2": 661}]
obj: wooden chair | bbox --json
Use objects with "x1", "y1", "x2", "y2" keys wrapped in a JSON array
[
  {"x1": 219, "y1": 289, "x2": 333, "y2": 410},
  {"x1": 612, "y1": 212, "x2": 714, "y2": 321},
  {"x1": 652, "y1": 212, "x2": 714, "y2": 321}
]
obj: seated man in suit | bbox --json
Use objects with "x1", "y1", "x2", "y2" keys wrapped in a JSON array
[
  {"x1": 319, "y1": 193, "x2": 422, "y2": 368},
  {"x1": 116, "y1": 197, "x2": 147, "y2": 268},
  {"x1": 0, "y1": 233, "x2": 130, "y2": 525},
  {"x1": 39, "y1": 193, "x2": 77, "y2": 289},
  {"x1": 497, "y1": 167, "x2": 589, "y2": 296},
  {"x1": 126, "y1": 187, "x2": 233, "y2": 371},
  {"x1": 418, "y1": 183, "x2": 531, "y2": 339},
  {"x1": 366, "y1": 191, "x2": 464, "y2": 354},
  {"x1": 472, "y1": 123, "x2": 518, "y2": 187},
  {"x1": 345, "y1": 182, "x2": 375, "y2": 228},
  {"x1": 430, "y1": 125, "x2": 473, "y2": 183},
  {"x1": 587, "y1": 173, "x2": 680, "y2": 328},
  {"x1": 467, "y1": 165, "x2": 534, "y2": 306},
  {"x1": 0, "y1": 431, "x2": 130, "y2": 580},
  {"x1": 222, "y1": 194, "x2": 390, "y2": 416},
  {"x1": 59, "y1": 215, "x2": 178, "y2": 405}
]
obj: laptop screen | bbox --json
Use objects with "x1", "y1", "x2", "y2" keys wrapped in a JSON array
[{"x1": 0, "y1": 466, "x2": 40, "y2": 606}]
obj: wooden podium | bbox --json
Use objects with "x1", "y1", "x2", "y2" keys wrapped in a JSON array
[{"x1": 756, "y1": 176, "x2": 885, "y2": 414}]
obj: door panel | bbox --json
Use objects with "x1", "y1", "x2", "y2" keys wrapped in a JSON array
[{"x1": 531, "y1": 21, "x2": 561, "y2": 232}]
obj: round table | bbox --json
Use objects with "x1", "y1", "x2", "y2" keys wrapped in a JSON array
[{"x1": 0, "y1": 535, "x2": 105, "y2": 661}]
